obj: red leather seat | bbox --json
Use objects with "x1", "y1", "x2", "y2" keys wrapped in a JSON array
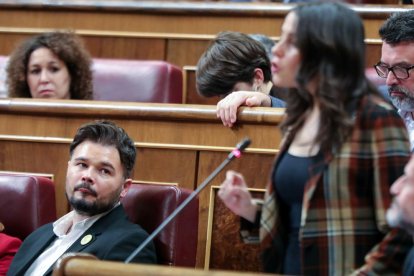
[
  {"x1": 92, "y1": 59, "x2": 183, "y2": 103},
  {"x1": 0, "y1": 56, "x2": 183, "y2": 102},
  {"x1": 0, "y1": 174, "x2": 57, "y2": 240},
  {"x1": 121, "y1": 183, "x2": 198, "y2": 267}
]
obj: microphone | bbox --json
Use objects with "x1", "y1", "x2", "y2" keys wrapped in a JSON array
[
  {"x1": 124, "y1": 137, "x2": 251, "y2": 263},
  {"x1": 227, "y1": 137, "x2": 251, "y2": 160}
]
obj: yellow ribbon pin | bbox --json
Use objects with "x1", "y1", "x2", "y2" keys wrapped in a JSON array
[{"x1": 80, "y1": 234, "x2": 93, "y2": 246}]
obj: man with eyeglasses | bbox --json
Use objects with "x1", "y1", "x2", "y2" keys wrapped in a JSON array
[
  {"x1": 377, "y1": 10, "x2": 414, "y2": 150},
  {"x1": 377, "y1": 10, "x2": 414, "y2": 275}
]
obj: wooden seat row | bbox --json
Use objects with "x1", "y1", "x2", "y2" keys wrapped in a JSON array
[
  {"x1": 0, "y1": 1, "x2": 403, "y2": 39},
  {"x1": 0, "y1": 52, "x2": 385, "y2": 105},
  {"x1": 0, "y1": 56, "x2": 183, "y2": 102},
  {"x1": 0, "y1": 1, "x2": 404, "y2": 103},
  {"x1": 0, "y1": 29, "x2": 383, "y2": 70},
  {"x1": 0, "y1": 3, "x2": 404, "y2": 66},
  {"x1": 0, "y1": 98, "x2": 283, "y2": 271}
]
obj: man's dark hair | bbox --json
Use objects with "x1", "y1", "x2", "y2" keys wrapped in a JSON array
[
  {"x1": 69, "y1": 120, "x2": 136, "y2": 178},
  {"x1": 379, "y1": 10, "x2": 414, "y2": 44}
]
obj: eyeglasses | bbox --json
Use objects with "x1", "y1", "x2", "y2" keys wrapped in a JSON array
[{"x1": 374, "y1": 62, "x2": 414, "y2": 80}]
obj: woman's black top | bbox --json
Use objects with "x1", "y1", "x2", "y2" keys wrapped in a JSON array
[{"x1": 273, "y1": 151, "x2": 320, "y2": 275}]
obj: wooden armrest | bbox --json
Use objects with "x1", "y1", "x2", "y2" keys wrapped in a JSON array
[
  {"x1": 52, "y1": 254, "x2": 274, "y2": 276},
  {"x1": 53, "y1": 253, "x2": 98, "y2": 276}
]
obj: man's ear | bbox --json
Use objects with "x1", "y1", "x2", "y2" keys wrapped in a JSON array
[{"x1": 120, "y1": 179, "x2": 132, "y2": 198}]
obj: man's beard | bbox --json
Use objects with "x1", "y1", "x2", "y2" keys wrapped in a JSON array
[
  {"x1": 386, "y1": 201, "x2": 414, "y2": 236},
  {"x1": 389, "y1": 85, "x2": 414, "y2": 111},
  {"x1": 66, "y1": 182, "x2": 121, "y2": 216}
]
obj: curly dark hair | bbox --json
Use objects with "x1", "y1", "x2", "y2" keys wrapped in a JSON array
[
  {"x1": 6, "y1": 31, "x2": 93, "y2": 99},
  {"x1": 281, "y1": 2, "x2": 379, "y2": 152}
]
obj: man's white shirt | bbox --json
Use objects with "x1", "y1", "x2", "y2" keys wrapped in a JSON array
[
  {"x1": 398, "y1": 109, "x2": 414, "y2": 150},
  {"x1": 24, "y1": 209, "x2": 110, "y2": 276}
]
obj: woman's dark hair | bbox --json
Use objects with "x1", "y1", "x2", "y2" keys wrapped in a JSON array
[
  {"x1": 6, "y1": 31, "x2": 93, "y2": 99},
  {"x1": 280, "y1": 2, "x2": 378, "y2": 152},
  {"x1": 196, "y1": 31, "x2": 272, "y2": 97}
]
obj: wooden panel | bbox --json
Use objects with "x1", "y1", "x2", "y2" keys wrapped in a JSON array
[
  {"x1": 167, "y1": 39, "x2": 211, "y2": 68},
  {"x1": 0, "y1": 99, "x2": 284, "y2": 148},
  {"x1": 362, "y1": 18, "x2": 391, "y2": 40},
  {"x1": 0, "y1": 140, "x2": 70, "y2": 216},
  {"x1": 366, "y1": 40, "x2": 382, "y2": 67},
  {"x1": 0, "y1": 33, "x2": 29, "y2": 54},
  {"x1": 134, "y1": 148, "x2": 196, "y2": 190},
  {"x1": 205, "y1": 186, "x2": 265, "y2": 272},
  {"x1": 183, "y1": 66, "x2": 218, "y2": 105},
  {"x1": 0, "y1": 32, "x2": 167, "y2": 60},
  {"x1": 0, "y1": 113, "x2": 81, "y2": 137},
  {"x1": 196, "y1": 151, "x2": 275, "y2": 269},
  {"x1": 0, "y1": 9, "x2": 282, "y2": 36},
  {"x1": 83, "y1": 36, "x2": 167, "y2": 60},
  {"x1": 0, "y1": 2, "x2": 408, "y2": 39}
]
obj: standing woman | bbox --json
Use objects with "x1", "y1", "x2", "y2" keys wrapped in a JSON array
[
  {"x1": 218, "y1": 2, "x2": 412, "y2": 275},
  {"x1": 6, "y1": 31, "x2": 93, "y2": 99}
]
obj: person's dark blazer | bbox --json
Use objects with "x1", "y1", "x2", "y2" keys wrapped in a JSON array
[{"x1": 7, "y1": 204, "x2": 156, "y2": 276}]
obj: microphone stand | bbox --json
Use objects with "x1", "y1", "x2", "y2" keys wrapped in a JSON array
[{"x1": 125, "y1": 138, "x2": 251, "y2": 263}]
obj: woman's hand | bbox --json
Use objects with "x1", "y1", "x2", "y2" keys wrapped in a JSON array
[
  {"x1": 218, "y1": 170, "x2": 258, "y2": 222},
  {"x1": 216, "y1": 91, "x2": 271, "y2": 127}
]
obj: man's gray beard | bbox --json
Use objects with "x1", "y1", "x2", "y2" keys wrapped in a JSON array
[
  {"x1": 386, "y1": 207, "x2": 414, "y2": 237},
  {"x1": 389, "y1": 85, "x2": 414, "y2": 111}
]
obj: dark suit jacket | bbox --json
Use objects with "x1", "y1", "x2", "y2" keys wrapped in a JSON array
[{"x1": 7, "y1": 205, "x2": 156, "y2": 276}]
